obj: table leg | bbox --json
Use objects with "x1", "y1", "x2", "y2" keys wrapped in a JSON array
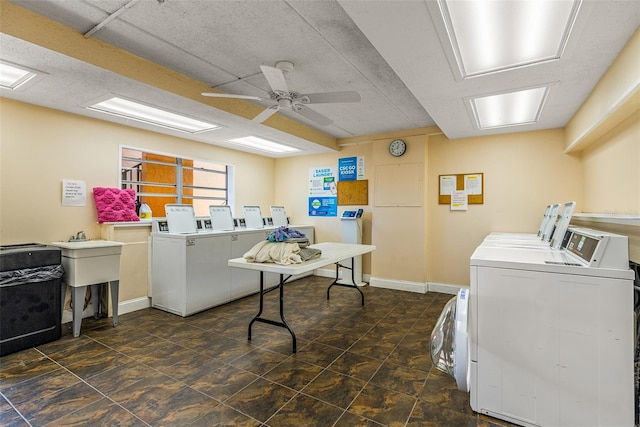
[
  {"x1": 109, "y1": 280, "x2": 119, "y2": 327},
  {"x1": 248, "y1": 272, "x2": 265, "y2": 342},
  {"x1": 71, "y1": 286, "x2": 86, "y2": 338},
  {"x1": 248, "y1": 272, "x2": 297, "y2": 353},
  {"x1": 327, "y1": 257, "x2": 365, "y2": 306}
]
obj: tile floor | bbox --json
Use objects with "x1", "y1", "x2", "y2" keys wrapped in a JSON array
[{"x1": 1, "y1": 276, "x2": 516, "y2": 427}]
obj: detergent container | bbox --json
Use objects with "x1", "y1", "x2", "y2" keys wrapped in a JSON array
[{"x1": 139, "y1": 202, "x2": 152, "y2": 219}]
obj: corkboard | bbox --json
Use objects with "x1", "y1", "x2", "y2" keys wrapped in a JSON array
[
  {"x1": 338, "y1": 180, "x2": 368, "y2": 205},
  {"x1": 438, "y1": 173, "x2": 484, "y2": 204}
]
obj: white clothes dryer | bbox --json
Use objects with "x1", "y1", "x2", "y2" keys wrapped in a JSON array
[{"x1": 431, "y1": 228, "x2": 635, "y2": 427}]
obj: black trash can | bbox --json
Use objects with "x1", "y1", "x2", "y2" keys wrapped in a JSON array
[{"x1": 0, "y1": 243, "x2": 64, "y2": 356}]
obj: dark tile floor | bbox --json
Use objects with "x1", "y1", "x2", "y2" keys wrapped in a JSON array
[{"x1": 1, "y1": 276, "x2": 516, "y2": 427}]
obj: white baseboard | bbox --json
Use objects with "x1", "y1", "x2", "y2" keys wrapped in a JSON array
[
  {"x1": 365, "y1": 278, "x2": 466, "y2": 295},
  {"x1": 61, "y1": 297, "x2": 151, "y2": 324},
  {"x1": 369, "y1": 277, "x2": 427, "y2": 293},
  {"x1": 61, "y1": 304, "x2": 96, "y2": 324},
  {"x1": 314, "y1": 268, "x2": 370, "y2": 286},
  {"x1": 315, "y1": 267, "x2": 342, "y2": 279},
  {"x1": 119, "y1": 296, "x2": 151, "y2": 314},
  {"x1": 427, "y1": 282, "x2": 466, "y2": 295}
]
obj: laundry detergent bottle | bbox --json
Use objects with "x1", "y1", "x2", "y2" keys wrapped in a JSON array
[{"x1": 139, "y1": 202, "x2": 152, "y2": 220}]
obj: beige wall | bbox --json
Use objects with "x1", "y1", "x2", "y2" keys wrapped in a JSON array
[
  {"x1": 0, "y1": 98, "x2": 275, "y2": 245},
  {"x1": 581, "y1": 112, "x2": 640, "y2": 214},
  {"x1": 274, "y1": 143, "x2": 377, "y2": 275},
  {"x1": 278, "y1": 127, "x2": 590, "y2": 288},
  {"x1": 276, "y1": 133, "x2": 430, "y2": 286},
  {"x1": 427, "y1": 129, "x2": 583, "y2": 286}
]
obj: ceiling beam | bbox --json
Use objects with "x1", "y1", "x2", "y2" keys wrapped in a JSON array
[{"x1": 0, "y1": 0, "x2": 338, "y2": 151}]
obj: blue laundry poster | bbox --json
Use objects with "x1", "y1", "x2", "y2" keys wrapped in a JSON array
[
  {"x1": 338, "y1": 157, "x2": 358, "y2": 181},
  {"x1": 309, "y1": 166, "x2": 338, "y2": 217},
  {"x1": 308, "y1": 197, "x2": 337, "y2": 217}
]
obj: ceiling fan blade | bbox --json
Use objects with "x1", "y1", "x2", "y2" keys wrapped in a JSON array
[
  {"x1": 202, "y1": 92, "x2": 266, "y2": 101},
  {"x1": 260, "y1": 65, "x2": 289, "y2": 95},
  {"x1": 253, "y1": 106, "x2": 280, "y2": 123},
  {"x1": 298, "y1": 91, "x2": 361, "y2": 104},
  {"x1": 293, "y1": 105, "x2": 333, "y2": 126}
]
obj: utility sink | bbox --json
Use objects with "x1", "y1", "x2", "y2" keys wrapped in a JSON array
[
  {"x1": 50, "y1": 240, "x2": 123, "y2": 337},
  {"x1": 51, "y1": 240, "x2": 123, "y2": 258},
  {"x1": 50, "y1": 240, "x2": 123, "y2": 286}
]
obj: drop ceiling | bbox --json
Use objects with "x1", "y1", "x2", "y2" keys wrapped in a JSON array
[{"x1": 1, "y1": 0, "x2": 638, "y2": 157}]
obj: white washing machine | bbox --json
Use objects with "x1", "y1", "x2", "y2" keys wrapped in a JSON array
[
  {"x1": 432, "y1": 227, "x2": 635, "y2": 427},
  {"x1": 150, "y1": 205, "x2": 314, "y2": 316},
  {"x1": 484, "y1": 201, "x2": 575, "y2": 250}
]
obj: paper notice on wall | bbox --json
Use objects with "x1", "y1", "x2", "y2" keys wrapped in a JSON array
[
  {"x1": 439, "y1": 175, "x2": 457, "y2": 195},
  {"x1": 464, "y1": 174, "x2": 482, "y2": 195},
  {"x1": 62, "y1": 179, "x2": 86, "y2": 207},
  {"x1": 450, "y1": 190, "x2": 468, "y2": 211}
]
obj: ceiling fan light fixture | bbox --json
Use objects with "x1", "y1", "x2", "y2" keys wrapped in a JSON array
[
  {"x1": 470, "y1": 86, "x2": 549, "y2": 130},
  {"x1": 439, "y1": 0, "x2": 581, "y2": 78},
  {"x1": 275, "y1": 61, "x2": 294, "y2": 75},
  {"x1": 228, "y1": 136, "x2": 299, "y2": 154}
]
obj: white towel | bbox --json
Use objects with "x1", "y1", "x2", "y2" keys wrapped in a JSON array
[{"x1": 243, "y1": 240, "x2": 302, "y2": 265}]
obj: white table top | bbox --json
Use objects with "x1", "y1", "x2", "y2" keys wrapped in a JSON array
[{"x1": 228, "y1": 242, "x2": 376, "y2": 276}]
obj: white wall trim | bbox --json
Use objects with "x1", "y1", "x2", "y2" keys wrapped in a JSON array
[
  {"x1": 314, "y1": 268, "x2": 371, "y2": 286},
  {"x1": 314, "y1": 267, "x2": 341, "y2": 279},
  {"x1": 61, "y1": 305, "x2": 96, "y2": 324},
  {"x1": 369, "y1": 277, "x2": 427, "y2": 293},
  {"x1": 364, "y1": 278, "x2": 466, "y2": 295},
  {"x1": 427, "y1": 282, "x2": 465, "y2": 295},
  {"x1": 119, "y1": 296, "x2": 151, "y2": 315},
  {"x1": 62, "y1": 297, "x2": 151, "y2": 324}
]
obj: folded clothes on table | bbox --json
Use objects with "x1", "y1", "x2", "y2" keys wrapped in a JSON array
[
  {"x1": 267, "y1": 226, "x2": 306, "y2": 243},
  {"x1": 244, "y1": 240, "x2": 321, "y2": 264}
]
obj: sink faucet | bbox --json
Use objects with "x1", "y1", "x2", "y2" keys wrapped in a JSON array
[{"x1": 69, "y1": 231, "x2": 87, "y2": 242}]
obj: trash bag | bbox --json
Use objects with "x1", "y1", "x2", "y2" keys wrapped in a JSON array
[{"x1": 0, "y1": 264, "x2": 64, "y2": 286}]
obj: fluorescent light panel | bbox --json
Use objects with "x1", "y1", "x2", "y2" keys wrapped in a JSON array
[
  {"x1": 0, "y1": 61, "x2": 37, "y2": 90},
  {"x1": 471, "y1": 86, "x2": 549, "y2": 129},
  {"x1": 440, "y1": 0, "x2": 581, "y2": 77},
  {"x1": 229, "y1": 136, "x2": 299, "y2": 153},
  {"x1": 88, "y1": 97, "x2": 219, "y2": 133}
]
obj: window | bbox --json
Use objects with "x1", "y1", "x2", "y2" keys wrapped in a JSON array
[{"x1": 121, "y1": 147, "x2": 233, "y2": 217}]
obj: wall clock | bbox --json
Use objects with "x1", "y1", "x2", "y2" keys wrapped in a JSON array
[{"x1": 389, "y1": 139, "x2": 407, "y2": 157}]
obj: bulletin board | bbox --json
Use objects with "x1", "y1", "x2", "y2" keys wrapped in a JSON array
[
  {"x1": 337, "y1": 180, "x2": 368, "y2": 205},
  {"x1": 438, "y1": 173, "x2": 484, "y2": 204}
]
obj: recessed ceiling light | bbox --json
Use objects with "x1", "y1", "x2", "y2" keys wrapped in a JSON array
[
  {"x1": 0, "y1": 61, "x2": 38, "y2": 90},
  {"x1": 88, "y1": 96, "x2": 220, "y2": 133},
  {"x1": 439, "y1": 0, "x2": 581, "y2": 77},
  {"x1": 470, "y1": 86, "x2": 549, "y2": 130},
  {"x1": 229, "y1": 136, "x2": 299, "y2": 153}
]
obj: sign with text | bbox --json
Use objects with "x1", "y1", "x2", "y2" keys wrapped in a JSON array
[
  {"x1": 62, "y1": 179, "x2": 86, "y2": 207},
  {"x1": 338, "y1": 156, "x2": 365, "y2": 181},
  {"x1": 309, "y1": 166, "x2": 338, "y2": 216}
]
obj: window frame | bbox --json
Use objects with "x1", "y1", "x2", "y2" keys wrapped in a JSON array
[{"x1": 119, "y1": 145, "x2": 235, "y2": 217}]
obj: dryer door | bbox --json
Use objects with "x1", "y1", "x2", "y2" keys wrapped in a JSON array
[{"x1": 430, "y1": 288, "x2": 469, "y2": 392}]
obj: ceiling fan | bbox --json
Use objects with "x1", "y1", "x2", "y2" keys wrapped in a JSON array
[{"x1": 202, "y1": 61, "x2": 361, "y2": 126}]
